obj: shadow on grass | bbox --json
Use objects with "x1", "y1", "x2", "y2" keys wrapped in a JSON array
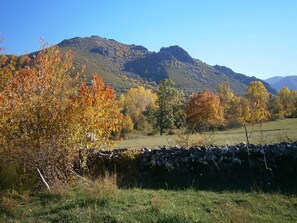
[{"x1": 117, "y1": 167, "x2": 297, "y2": 194}]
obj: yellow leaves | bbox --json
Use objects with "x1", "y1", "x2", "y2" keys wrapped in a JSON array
[
  {"x1": 217, "y1": 82, "x2": 235, "y2": 109},
  {"x1": 121, "y1": 86, "x2": 157, "y2": 124},
  {"x1": 245, "y1": 81, "x2": 270, "y2": 124},
  {"x1": 122, "y1": 114, "x2": 134, "y2": 132},
  {"x1": 217, "y1": 83, "x2": 247, "y2": 126},
  {"x1": 277, "y1": 87, "x2": 297, "y2": 117},
  {"x1": 0, "y1": 43, "x2": 123, "y2": 184},
  {"x1": 75, "y1": 74, "x2": 123, "y2": 148},
  {"x1": 246, "y1": 81, "x2": 269, "y2": 101}
]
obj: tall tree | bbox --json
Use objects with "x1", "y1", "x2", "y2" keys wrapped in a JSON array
[
  {"x1": 186, "y1": 90, "x2": 224, "y2": 132},
  {"x1": 243, "y1": 82, "x2": 270, "y2": 171},
  {"x1": 244, "y1": 81, "x2": 270, "y2": 124},
  {"x1": 267, "y1": 95, "x2": 282, "y2": 120},
  {"x1": 0, "y1": 45, "x2": 123, "y2": 186},
  {"x1": 292, "y1": 96, "x2": 297, "y2": 118},
  {"x1": 217, "y1": 82, "x2": 235, "y2": 109},
  {"x1": 156, "y1": 79, "x2": 183, "y2": 135},
  {"x1": 217, "y1": 82, "x2": 242, "y2": 127},
  {"x1": 119, "y1": 86, "x2": 157, "y2": 130},
  {"x1": 277, "y1": 87, "x2": 297, "y2": 117},
  {"x1": 74, "y1": 75, "x2": 123, "y2": 148},
  {"x1": 242, "y1": 81, "x2": 269, "y2": 148}
]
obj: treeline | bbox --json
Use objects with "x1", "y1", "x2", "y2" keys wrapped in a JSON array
[{"x1": 119, "y1": 79, "x2": 297, "y2": 137}]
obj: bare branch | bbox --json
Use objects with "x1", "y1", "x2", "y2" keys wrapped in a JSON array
[{"x1": 37, "y1": 168, "x2": 51, "y2": 192}]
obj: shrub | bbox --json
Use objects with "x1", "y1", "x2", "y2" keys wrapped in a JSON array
[{"x1": 0, "y1": 44, "x2": 122, "y2": 188}]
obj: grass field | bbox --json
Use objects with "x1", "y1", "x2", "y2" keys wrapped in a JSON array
[
  {"x1": 1, "y1": 119, "x2": 297, "y2": 222},
  {"x1": 1, "y1": 181, "x2": 297, "y2": 223},
  {"x1": 116, "y1": 118, "x2": 297, "y2": 149}
]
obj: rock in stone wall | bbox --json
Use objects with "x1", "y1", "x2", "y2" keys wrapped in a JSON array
[{"x1": 85, "y1": 142, "x2": 297, "y2": 190}]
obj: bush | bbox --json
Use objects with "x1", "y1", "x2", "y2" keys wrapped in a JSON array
[
  {"x1": 136, "y1": 114, "x2": 154, "y2": 134},
  {"x1": 0, "y1": 45, "x2": 122, "y2": 188}
]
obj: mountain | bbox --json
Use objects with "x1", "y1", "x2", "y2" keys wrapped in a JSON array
[
  {"x1": 265, "y1": 76, "x2": 284, "y2": 85},
  {"x1": 54, "y1": 35, "x2": 276, "y2": 95},
  {"x1": 265, "y1": 76, "x2": 297, "y2": 91},
  {"x1": 213, "y1": 65, "x2": 277, "y2": 95}
]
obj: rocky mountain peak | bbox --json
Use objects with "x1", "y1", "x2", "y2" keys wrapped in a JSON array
[{"x1": 159, "y1": 45, "x2": 195, "y2": 64}]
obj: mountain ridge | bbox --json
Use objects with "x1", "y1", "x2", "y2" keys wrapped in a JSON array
[
  {"x1": 214, "y1": 65, "x2": 277, "y2": 95},
  {"x1": 265, "y1": 76, "x2": 297, "y2": 90},
  {"x1": 40, "y1": 35, "x2": 276, "y2": 94}
]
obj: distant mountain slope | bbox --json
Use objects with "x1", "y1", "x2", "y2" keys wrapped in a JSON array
[
  {"x1": 47, "y1": 35, "x2": 275, "y2": 95},
  {"x1": 265, "y1": 76, "x2": 297, "y2": 90},
  {"x1": 265, "y1": 76, "x2": 284, "y2": 85},
  {"x1": 214, "y1": 65, "x2": 277, "y2": 95},
  {"x1": 57, "y1": 36, "x2": 151, "y2": 92},
  {"x1": 123, "y1": 45, "x2": 250, "y2": 94}
]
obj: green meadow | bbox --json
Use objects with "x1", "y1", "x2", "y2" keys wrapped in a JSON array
[
  {"x1": 117, "y1": 118, "x2": 297, "y2": 149},
  {"x1": 1, "y1": 181, "x2": 297, "y2": 223}
]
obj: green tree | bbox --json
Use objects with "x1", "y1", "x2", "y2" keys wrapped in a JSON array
[
  {"x1": 142, "y1": 104, "x2": 158, "y2": 132},
  {"x1": 292, "y1": 96, "x2": 297, "y2": 118},
  {"x1": 267, "y1": 95, "x2": 282, "y2": 120},
  {"x1": 156, "y1": 79, "x2": 184, "y2": 135}
]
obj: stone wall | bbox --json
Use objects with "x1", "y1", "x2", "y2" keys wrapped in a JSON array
[{"x1": 85, "y1": 142, "x2": 297, "y2": 191}]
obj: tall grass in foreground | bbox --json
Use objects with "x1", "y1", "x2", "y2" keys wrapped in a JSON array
[{"x1": 1, "y1": 174, "x2": 297, "y2": 223}]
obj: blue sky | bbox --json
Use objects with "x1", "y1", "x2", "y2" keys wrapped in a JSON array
[{"x1": 1, "y1": 0, "x2": 297, "y2": 79}]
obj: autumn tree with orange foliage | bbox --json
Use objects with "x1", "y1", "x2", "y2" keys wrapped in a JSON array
[
  {"x1": 74, "y1": 74, "x2": 123, "y2": 147},
  {"x1": 185, "y1": 90, "x2": 224, "y2": 132},
  {"x1": 0, "y1": 43, "x2": 122, "y2": 187}
]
